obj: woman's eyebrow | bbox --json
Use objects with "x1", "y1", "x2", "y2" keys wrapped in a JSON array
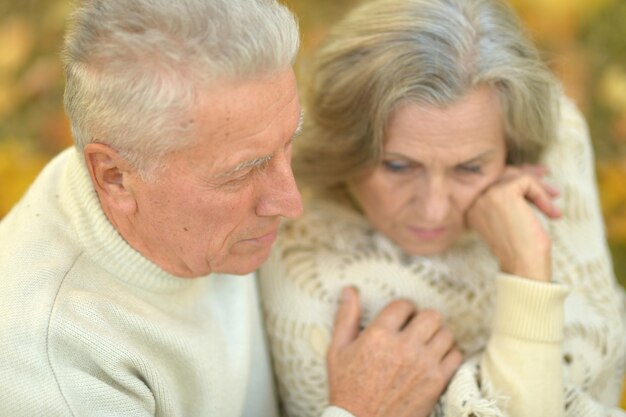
[
  {"x1": 383, "y1": 149, "x2": 496, "y2": 165},
  {"x1": 457, "y1": 150, "x2": 495, "y2": 165}
]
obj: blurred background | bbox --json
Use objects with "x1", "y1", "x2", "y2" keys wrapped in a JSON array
[{"x1": 0, "y1": 0, "x2": 625, "y2": 290}]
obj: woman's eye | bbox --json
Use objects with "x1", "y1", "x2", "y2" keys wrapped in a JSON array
[
  {"x1": 383, "y1": 160, "x2": 412, "y2": 173},
  {"x1": 457, "y1": 164, "x2": 482, "y2": 174}
]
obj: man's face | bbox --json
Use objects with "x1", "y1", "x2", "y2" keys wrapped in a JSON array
[{"x1": 126, "y1": 69, "x2": 303, "y2": 277}]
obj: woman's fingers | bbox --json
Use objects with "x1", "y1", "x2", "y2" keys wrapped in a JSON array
[
  {"x1": 493, "y1": 166, "x2": 562, "y2": 218},
  {"x1": 467, "y1": 166, "x2": 557, "y2": 281},
  {"x1": 522, "y1": 176, "x2": 562, "y2": 219},
  {"x1": 519, "y1": 163, "x2": 549, "y2": 177}
]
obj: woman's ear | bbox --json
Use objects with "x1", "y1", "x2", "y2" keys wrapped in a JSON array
[{"x1": 83, "y1": 143, "x2": 138, "y2": 215}]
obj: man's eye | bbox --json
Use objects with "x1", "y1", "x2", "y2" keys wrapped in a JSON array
[
  {"x1": 222, "y1": 170, "x2": 252, "y2": 187},
  {"x1": 383, "y1": 160, "x2": 412, "y2": 173},
  {"x1": 227, "y1": 175, "x2": 248, "y2": 184},
  {"x1": 457, "y1": 164, "x2": 482, "y2": 174}
]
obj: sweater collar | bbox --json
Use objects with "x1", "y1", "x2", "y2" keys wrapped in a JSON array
[{"x1": 61, "y1": 148, "x2": 210, "y2": 291}]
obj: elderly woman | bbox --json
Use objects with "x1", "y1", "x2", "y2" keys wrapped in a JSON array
[{"x1": 259, "y1": 0, "x2": 626, "y2": 416}]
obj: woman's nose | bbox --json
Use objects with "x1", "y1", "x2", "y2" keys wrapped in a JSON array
[{"x1": 419, "y1": 178, "x2": 451, "y2": 223}]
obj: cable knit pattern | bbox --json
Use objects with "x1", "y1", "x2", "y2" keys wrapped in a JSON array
[{"x1": 260, "y1": 97, "x2": 626, "y2": 416}]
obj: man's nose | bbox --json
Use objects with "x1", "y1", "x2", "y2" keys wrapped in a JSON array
[{"x1": 256, "y1": 156, "x2": 303, "y2": 219}]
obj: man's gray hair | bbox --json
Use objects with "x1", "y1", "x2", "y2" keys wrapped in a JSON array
[
  {"x1": 294, "y1": 0, "x2": 559, "y2": 192},
  {"x1": 63, "y1": 0, "x2": 299, "y2": 175}
]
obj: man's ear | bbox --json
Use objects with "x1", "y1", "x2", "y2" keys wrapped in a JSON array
[{"x1": 83, "y1": 143, "x2": 138, "y2": 214}]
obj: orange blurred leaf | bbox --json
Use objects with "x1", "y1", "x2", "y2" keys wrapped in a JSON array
[
  {"x1": 0, "y1": 16, "x2": 35, "y2": 73},
  {"x1": 0, "y1": 140, "x2": 49, "y2": 218},
  {"x1": 599, "y1": 66, "x2": 626, "y2": 113},
  {"x1": 597, "y1": 161, "x2": 626, "y2": 244}
]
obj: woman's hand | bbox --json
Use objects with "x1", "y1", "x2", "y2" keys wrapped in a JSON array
[{"x1": 465, "y1": 165, "x2": 562, "y2": 282}]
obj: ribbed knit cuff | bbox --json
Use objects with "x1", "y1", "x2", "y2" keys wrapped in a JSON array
[
  {"x1": 492, "y1": 273, "x2": 570, "y2": 343},
  {"x1": 321, "y1": 406, "x2": 357, "y2": 417}
]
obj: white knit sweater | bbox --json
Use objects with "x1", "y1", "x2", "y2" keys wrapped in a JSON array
[
  {"x1": 260, "y1": 98, "x2": 626, "y2": 417},
  {"x1": 0, "y1": 148, "x2": 351, "y2": 417}
]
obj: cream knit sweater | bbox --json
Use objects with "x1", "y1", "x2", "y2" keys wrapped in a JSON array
[
  {"x1": 0, "y1": 148, "x2": 351, "y2": 417},
  {"x1": 260, "y1": 98, "x2": 626, "y2": 417}
]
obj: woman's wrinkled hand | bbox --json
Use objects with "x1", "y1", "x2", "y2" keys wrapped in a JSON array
[{"x1": 465, "y1": 164, "x2": 562, "y2": 282}]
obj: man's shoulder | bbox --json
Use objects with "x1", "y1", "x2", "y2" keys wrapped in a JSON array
[
  {"x1": 0, "y1": 231, "x2": 87, "y2": 416},
  {"x1": 0, "y1": 147, "x2": 84, "y2": 311}
]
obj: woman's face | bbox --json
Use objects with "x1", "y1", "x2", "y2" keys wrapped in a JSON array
[{"x1": 349, "y1": 86, "x2": 507, "y2": 256}]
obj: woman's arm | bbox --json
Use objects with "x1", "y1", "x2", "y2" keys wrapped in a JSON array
[
  {"x1": 259, "y1": 201, "x2": 565, "y2": 417},
  {"x1": 480, "y1": 273, "x2": 568, "y2": 417},
  {"x1": 467, "y1": 95, "x2": 626, "y2": 416}
]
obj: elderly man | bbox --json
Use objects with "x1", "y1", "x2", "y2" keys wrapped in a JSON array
[{"x1": 0, "y1": 0, "x2": 460, "y2": 416}]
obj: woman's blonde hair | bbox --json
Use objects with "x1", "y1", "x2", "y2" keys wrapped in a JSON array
[{"x1": 294, "y1": 0, "x2": 559, "y2": 192}]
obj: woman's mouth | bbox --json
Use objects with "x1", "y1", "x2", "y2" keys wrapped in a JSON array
[{"x1": 408, "y1": 226, "x2": 447, "y2": 240}]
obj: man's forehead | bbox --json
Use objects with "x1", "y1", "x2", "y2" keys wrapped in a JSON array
[
  {"x1": 183, "y1": 70, "x2": 301, "y2": 176},
  {"x1": 215, "y1": 109, "x2": 304, "y2": 178}
]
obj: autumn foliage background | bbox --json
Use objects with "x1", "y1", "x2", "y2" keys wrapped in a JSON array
[{"x1": 1, "y1": 0, "x2": 625, "y2": 291}]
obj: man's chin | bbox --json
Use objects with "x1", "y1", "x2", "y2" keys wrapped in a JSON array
[{"x1": 212, "y1": 250, "x2": 272, "y2": 276}]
